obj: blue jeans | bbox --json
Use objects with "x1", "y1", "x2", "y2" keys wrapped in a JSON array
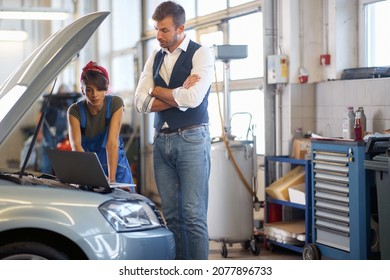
[{"x1": 153, "y1": 125, "x2": 211, "y2": 260}]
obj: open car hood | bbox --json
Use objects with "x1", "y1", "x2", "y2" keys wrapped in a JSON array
[{"x1": 0, "y1": 11, "x2": 110, "y2": 145}]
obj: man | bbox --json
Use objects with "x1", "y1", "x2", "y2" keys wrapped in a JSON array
[{"x1": 134, "y1": 1, "x2": 214, "y2": 259}]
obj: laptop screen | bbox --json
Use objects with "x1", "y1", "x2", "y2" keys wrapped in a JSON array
[{"x1": 46, "y1": 149, "x2": 111, "y2": 192}]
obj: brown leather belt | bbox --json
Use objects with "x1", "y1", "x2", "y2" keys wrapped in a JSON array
[{"x1": 159, "y1": 124, "x2": 206, "y2": 134}]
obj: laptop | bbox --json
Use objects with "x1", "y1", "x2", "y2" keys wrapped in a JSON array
[{"x1": 46, "y1": 149, "x2": 136, "y2": 193}]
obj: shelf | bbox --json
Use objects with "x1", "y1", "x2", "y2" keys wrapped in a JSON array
[
  {"x1": 265, "y1": 219, "x2": 306, "y2": 254},
  {"x1": 266, "y1": 197, "x2": 305, "y2": 209},
  {"x1": 268, "y1": 239, "x2": 304, "y2": 253},
  {"x1": 266, "y1": 155, "x2": 309, "y2": 165},
  {"x1": 264, "y1": 156, "x2": 312, "y2": 256}
]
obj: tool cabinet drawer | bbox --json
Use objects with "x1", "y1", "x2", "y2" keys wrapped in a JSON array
[
  {"x1": 310, "y1": 140, "x2": 370, "y2": 259},
  {"x1": 314, "y1": 181, "x2": 349, "y2": 194},
  {"x1": 313, "y1": 148, "x2": 351, "y2": 251},
  {"x1": 316, "y1": 228, "x2": 350, "y2": 252},
  {"x1": 315, "y1": 209, "x2": 349, "y2": 223}
]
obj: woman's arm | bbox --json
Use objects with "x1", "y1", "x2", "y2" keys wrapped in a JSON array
[
  {"x1": 106, "y1": 106, "x2": 123, "y2": 182},
  {"x1": 67, "y1": 114, "x2": 84, "y2": 152}
]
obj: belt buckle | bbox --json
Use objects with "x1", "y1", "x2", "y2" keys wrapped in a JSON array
[{"x1": 159, "y1": 127, "x2": 177, "y2": 134}]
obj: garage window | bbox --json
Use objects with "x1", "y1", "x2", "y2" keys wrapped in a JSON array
[{"x1": 360, "y1": 0, "x2": 390, "y2": 66}]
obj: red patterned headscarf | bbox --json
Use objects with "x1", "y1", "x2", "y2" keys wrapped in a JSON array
[{"x1": 80, "y1": 61, "x2": 110, "y2": 85}]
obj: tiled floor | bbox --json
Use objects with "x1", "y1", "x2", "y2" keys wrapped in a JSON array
[{"x1": 208, "y1": 239, "x2": 303, "y2": 260}]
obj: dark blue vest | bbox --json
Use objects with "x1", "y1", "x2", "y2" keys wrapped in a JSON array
[{"x1": 153, "y1": 40, "x2": 210, "y2": 130}]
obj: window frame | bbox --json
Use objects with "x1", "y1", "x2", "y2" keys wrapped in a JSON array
[{"x1": 358, "y1": 0, "x2": 389, "y2": 67}]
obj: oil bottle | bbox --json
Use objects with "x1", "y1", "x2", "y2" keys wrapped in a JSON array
[
  {"x1": 354, "y1": 111, "x2": 363, "y2": 141},
  {"x1": 357, "y1": 106, "x2": 366, "y2": 135}
]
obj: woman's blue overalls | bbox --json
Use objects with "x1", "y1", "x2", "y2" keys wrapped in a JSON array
[{"x1": 77, "y1": 95, "x2": 133, "y2": 184}]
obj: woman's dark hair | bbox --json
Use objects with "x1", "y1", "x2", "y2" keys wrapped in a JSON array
[
  {"x1": 81, "y1": 71, "x2": 108, "y2": 91},
  {"x1": 152, "y1": 1, "x2": 186, "y2": 28}
]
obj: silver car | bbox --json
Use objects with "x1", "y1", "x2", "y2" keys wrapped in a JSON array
[{"x1": 0, "y1": 11, "x2": 175, "y2": 260}]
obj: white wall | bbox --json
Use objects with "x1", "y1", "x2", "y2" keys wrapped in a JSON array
[
  {"x1": 279, "y1": 0, "x2": 358, "y2": 84},
  {"x1": 0, "y1": 42, "x2": 25, "y2": 80},
  {"x1": 276, "y1": 0, "x2": 360, "y2": 157},
  {"x1": 316, "y1": 78, "x2": 390, "y2": 137},
  {"x1": 0, "y1": 2, "x2": 42, "y2": 167}
]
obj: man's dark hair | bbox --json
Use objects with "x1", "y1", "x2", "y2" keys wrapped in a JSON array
[{"x1": 152, "y1": 1, "x2": 186, "y2": 28}]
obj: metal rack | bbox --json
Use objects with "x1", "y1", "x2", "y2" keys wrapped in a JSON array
[{"x1": 264, "y1": 156, "x2": 312, "y2": 256}]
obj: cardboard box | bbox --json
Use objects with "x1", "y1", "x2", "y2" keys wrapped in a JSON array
[
  {"x1": 265, "y1": 166, "x2": 305, "y2": 201},
  {"x1": 288, "y1": 183, "x2": 306, "y2": 205},
  {"x1": 292, "y1": 138, "x2": 312, "y2": 159}
]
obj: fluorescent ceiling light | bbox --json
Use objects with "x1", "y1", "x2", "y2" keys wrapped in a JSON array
[
  {"x1": 0, "y1": 8, "x2": 70, "y2": 20},
  {"x1": 0, "y1": 30, "x2": 28, "y2": 41}
]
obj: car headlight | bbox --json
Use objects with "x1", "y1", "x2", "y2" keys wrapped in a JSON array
[{"x1": 99, "y1": 200, "x2": 162, "y2": 232}]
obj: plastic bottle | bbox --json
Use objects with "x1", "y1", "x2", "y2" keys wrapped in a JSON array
[
  {"x1": 357, "y1": 106, "x2": 366, "y2": 135},
  {"x1": 354, "y1": 111, "x2": 363, "y2": 141},
  {"x1": 342, "y1": 106, "x2": 355, "y2": 139},
  {"x1": 294, "y1": 127, "x2": 303, "y2": 139}
]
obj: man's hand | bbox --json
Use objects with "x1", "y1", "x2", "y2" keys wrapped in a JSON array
[{"x1": 183, "y1": 74, "x2": 200, "y2": 89}]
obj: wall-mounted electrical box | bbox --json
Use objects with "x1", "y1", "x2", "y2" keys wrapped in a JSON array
[{"x1": 267, "y1": 55, "x2": 289, "y2": 84}]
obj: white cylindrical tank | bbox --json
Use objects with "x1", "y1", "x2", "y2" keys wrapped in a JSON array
[{"x1": 207, "y1": 140, "x2": 254, "y2": 242}]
